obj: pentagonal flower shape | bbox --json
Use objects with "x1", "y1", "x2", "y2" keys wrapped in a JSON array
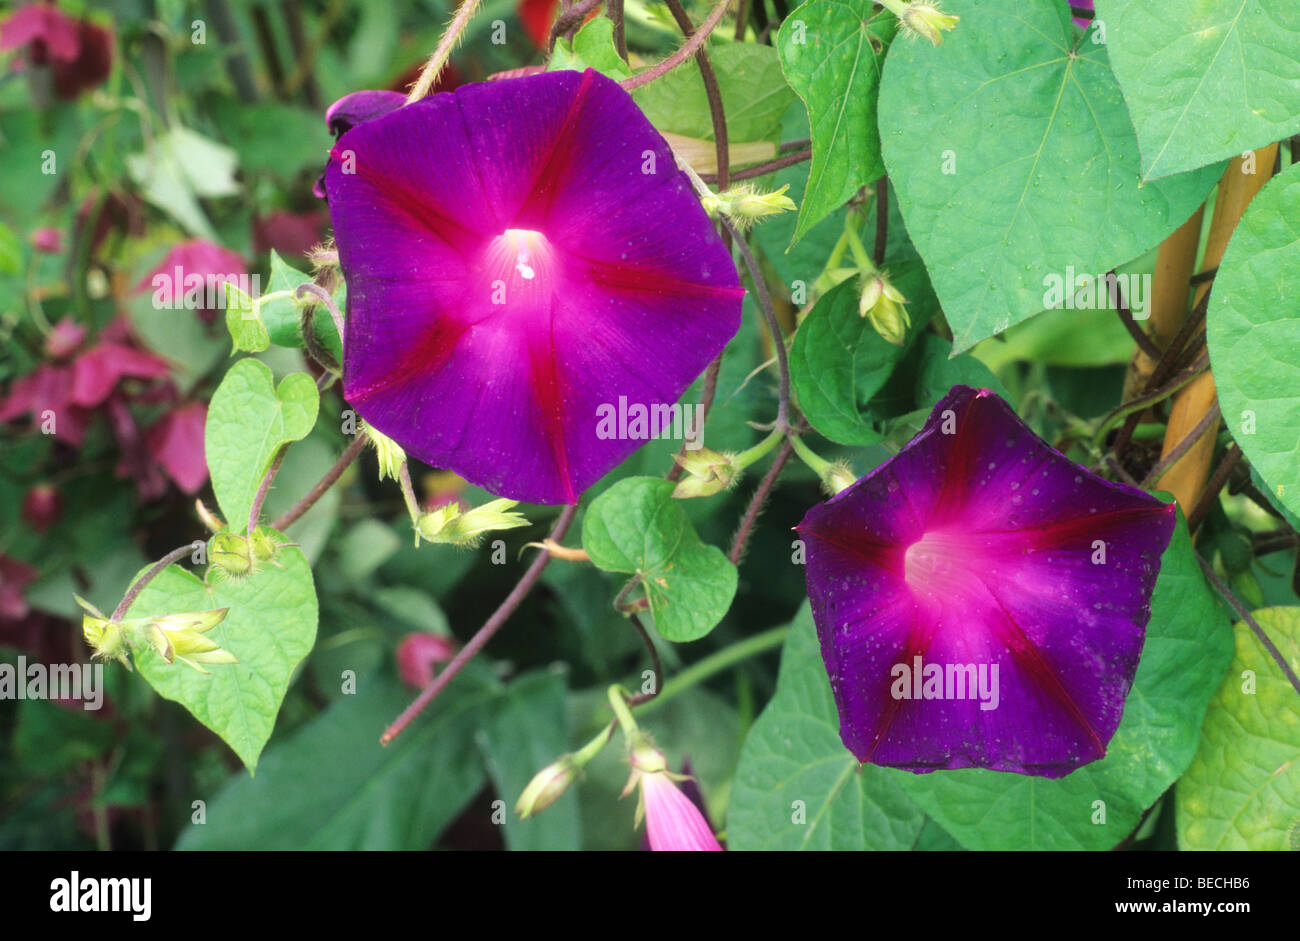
[
  {"x1": 324, "y1": 69, "x2": 743, "y2": 504},
  {"x1": 796, "y1": 386, "x2": 1176, "y2": 778}
]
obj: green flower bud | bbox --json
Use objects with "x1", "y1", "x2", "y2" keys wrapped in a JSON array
[
  {"x1": 143, "y1": 609, "x2": 237, "y2": 673},
  {"x1": 415, "y1": 498, "x2": 530, "y2": 548},
  {"x1": 76, "y1": 596, "x2": 132, "y2": 670},
  {"x1": 516, "y1": 755, "x2": 580, "y2": 819},
  {"x1": 361, "y1": 420, "x2": 406, "y2": 483},
  {"x1": 859, "y1": 274, "x2": 910, "y2": 346},
  {"x1": 902, "y1": 2, "x2": 959, "y2": 45},
  {"x1": 672, "y1": 447, "x2": 739, "y2": 499}
]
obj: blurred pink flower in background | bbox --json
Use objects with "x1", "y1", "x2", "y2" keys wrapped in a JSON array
[
  {"x1": 396, "y1": 633, "x2": 457, "y2": 688},
  {"x1": 0, "y1": 2, "x2": 113, "y2": 100},
  {"x1": 135, "y1": 239, "x2": 247, "y2": 325}
]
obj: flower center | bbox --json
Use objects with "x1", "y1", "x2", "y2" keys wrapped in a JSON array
[
  {"x1": 481, "y1": 228, "x2": 557, "y2": 309},
  {"x1": 903, "y1": 530, "x2": 978, "y2": 601}
]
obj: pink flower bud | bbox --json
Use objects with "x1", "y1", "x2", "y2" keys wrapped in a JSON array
[
  {"x1": 21, "y1": 483, "x2": 62, "y2": 533},
  {"x1": 639, "y1": 769, "x2": 723, "y2": 852},
  {"x1": 30, "y1": 227, "x2": 63, "y2": 254},
  {"x1": 396, "y1": 633, "x2": 457, "y2": 688}
]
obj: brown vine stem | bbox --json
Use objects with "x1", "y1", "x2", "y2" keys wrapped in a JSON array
[
  {"x1": 729, "y1": 438, "x2": 795, "y2": 565},
  {"x1": 380, "y1": 505, "x2": 579, "y2": 745},
  {"x1": 1196, "y1": 553, "x2": 1300, "y2": 699},
  {"x1": 666, "y1": 354, "x2": 722, "y2": 483},
  {"x1": 112, "y1": 543, "x2": 199, "y2": 621},
  {"x1": 271, "y1": 434, "x2": 366, "y2": 531},
  {"x1": 700, "y1": 148, "x2": 811, "y2": 184},
  {"x1": 1157, "y1": 144, "x2": 1278, "y2": 514},
  {"x1": 620, "y1": 0, "x2": 733, "y2": 91},
  {"x1": 248, "y1": 446, "x2": 288, "y2": 533},
  {"x1": 1122, "y1": 208, "x2": 1203, "y2": 401},
  {"x1": 721, "y1": 216, "x2": 792, "y2": 431},
  {"x1": 405, "y1": 0, "x2": 482, "y2": 103},
  {"x1": 624, "y1": 612, "x2": 665, "y2": 706},
  {"x1": 547, "y1": 0, "x2": 605, "y2": 51},
  {"x1": 1186, "y1": 443, "x2": 1242, "y2": 534},
  {"x1": 609, "y1": 0, "x2": 628, "y2": 59},
  {"x1": 663, "y1": 0, "x2": 730, "y2": 192}
]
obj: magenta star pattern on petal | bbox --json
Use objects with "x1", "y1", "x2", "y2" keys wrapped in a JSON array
[
  {"x1": 324, "y1": 68, "x2": 743, "y2": 505},
  {"x1": 796, "y1": 385, "x2": 1176, "y2": 779}
]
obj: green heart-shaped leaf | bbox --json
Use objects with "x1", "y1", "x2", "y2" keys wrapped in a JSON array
[
  {"x1": 1206, "y1": 161, "x2": 1300, "y2": 523},
  {"x1": 1096, "y1": 0, "x2": 1300, "y2": 182},
  {"x1": 582, "y1": 477, "x2": 737, "y2": 642},
  {"x1": 1176, "y1": 607, "x2": 1300, "y2": 849},
  {"x1": 727, "y1": 605, "x2": 927, "y2": 850},
  {"x1": 205, "y1": 358, "x2": 319, "y2": 531},
  {"x1": 878, "y1": 0, "x2": 1221, "y2": 352},
  {"x1": 777, "y1": 2, "x2": 896, "y2": 244},
  {"x1": 127, "y1": 535, "x2": 318, "y2": 772}
]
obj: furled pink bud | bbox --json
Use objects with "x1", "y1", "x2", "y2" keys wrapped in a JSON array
[
  {"x1": 30, "y1": 227, "x2": 63, "y2": 254},
  {"x1": 21, "y1": 483, "x2": 62, "y2": 533},
  {"x1": 396, "y1": 632, "x2": 457, "y2": 688},
  {"x1": 630, "y1": 746, "x2": 722, "y2": 851}
]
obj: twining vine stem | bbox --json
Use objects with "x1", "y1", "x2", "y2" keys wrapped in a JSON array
[
  {"x1": 620, "y1": 0, "x2": 734, "y2": 91},
  {"x1": 111, "y1": 543, "x2": 199, "y2": 621},
  {"x1": 720, "y1": 216, "x2": 792, "y2": 431},
  {"x1": 380, "y1": 504, "x2": 579, "y2": 745},
  {"x1": 272, "y1": 434, "x2": 366, "y2": 530},
  {"x1": 1196, "y1": 554, "x2": 1300, "y2": 699}
]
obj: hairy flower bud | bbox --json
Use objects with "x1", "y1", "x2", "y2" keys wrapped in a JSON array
[
  {"x1": 414, "y1": 498, "x2": 529, "y2": 548},
  {"x1": 76, "y1": 596, "x2": 131, "y2": 670},
  {"x1": 859, "y1": 274, "x2": 910, "y2": 346},
  {"x1": 902, "y1": 2, "x2": 960, "y2": 45},
  {"x1": 361, "y1": 420, "x2": 406, "y2": 482},
  {"x1": 672, "y1": 447, "x2": 739, "y2": 499},
  {"x1": 516, "y1": 755, "x2": 580, "y2": 819},
  {"x1": 702, "y1": 184, "x2": 797, "y2": 229},
  {"x1": 142, "y1": 609, "x2": 236, "y2": 673}
]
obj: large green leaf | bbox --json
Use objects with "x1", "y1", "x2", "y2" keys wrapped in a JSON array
[
  {"x1": 582, "y1": 477, "x2": 737, "y2": 642},
  {"x1": 477, "y1": 668, "x2": 581, "y2": 851},
  {"x1": 788, "y1": 260, "x2": 937, "y2": 445},
  {"x1": 632, "y1": 44, "x2": 796, "y2": 145},
  {"x1": 878, "y1": 0, "x2": 1221, "y2": 353},
  {"x1": 1096, "y1": 0, "x2": 1300, "y2": 182},
  {"x1": 548, "y1": 18, "x2": 632, "y2": 81},
  {"x1": 1206, "y1": 162, "x2": 1300, "y2": 522},
  {"x1": 777, "y1": 1, "x2": 895, "y2": 243},
  {"x1": 1176, "y1": 607, "x2": 1300, "y2": 850},
  {"x1": 894, "y1": 516, "x2": 1233, "y2": 849},
  {"x1": 727, "y1": 605, "x2": 927, "y2": 850},
  {"x1": 127, "y1": 537, "x2": 318, "y2": 772},
  {"x1": 176, "y1": 674, "x2": 495, "y2": 849},
  {"x1": 205, "y1": 358, "x2": 319, "y2": 531}
]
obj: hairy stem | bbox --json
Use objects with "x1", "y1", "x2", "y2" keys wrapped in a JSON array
[
  {"x1": 620, "y1": 0, "x2": 732, "y2": 91},
  {"x1": 380, "y1": 505, "x2": 579, "y2": 745},
  {"x1": 729, "y1": 438, "x2": 794, "y2": 565},
  {"x1": 112, "y1": 543, "x2": 199, "y2": 621},
  {"x1": 1197, "y1": 554, "x2": 1300, "y2": 699},
  {"x1": 406, "y1": 0, "x2": 483, "y2": 103},
  {"x1": 721, "y1": 216, "x2": 791, "y2": 431},
  {"x1": 271, "y1": 434, "x2": 366, "y2": 531}
]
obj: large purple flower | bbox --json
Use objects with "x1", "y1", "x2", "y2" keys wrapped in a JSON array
[
  {"x1": 796, "y1": 386, "x2": 1176, "y2": 778},
  {"x1": 323, "y1": 69, "x2": 743, "y2": 504}
]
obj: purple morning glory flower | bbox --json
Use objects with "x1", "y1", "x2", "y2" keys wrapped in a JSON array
[
  {"x1": 323, "y1": 69, "x2": 743, "y2": 504},
  {"x1": 796, "y1": 386, "x2": 1176, "y2": 779}
]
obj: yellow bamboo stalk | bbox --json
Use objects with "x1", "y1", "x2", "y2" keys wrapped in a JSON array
[
  {"x1": 1123, "y1": 207, "x2": 1203, "y2": 399},
  {"x1": 1156, "y1": 143, "x2": 1279, "y2": 512}
]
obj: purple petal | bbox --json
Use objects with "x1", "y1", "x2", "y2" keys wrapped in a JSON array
[
  {"x1": 324, "y1": 90, "x2": 406, "y2": 139},
  {"x1": 325, "y1": 69, "x2": 742, "y2": 504},
  {"x1": 797, "y1": 386, "x2": 1176, "y2": 778}
]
